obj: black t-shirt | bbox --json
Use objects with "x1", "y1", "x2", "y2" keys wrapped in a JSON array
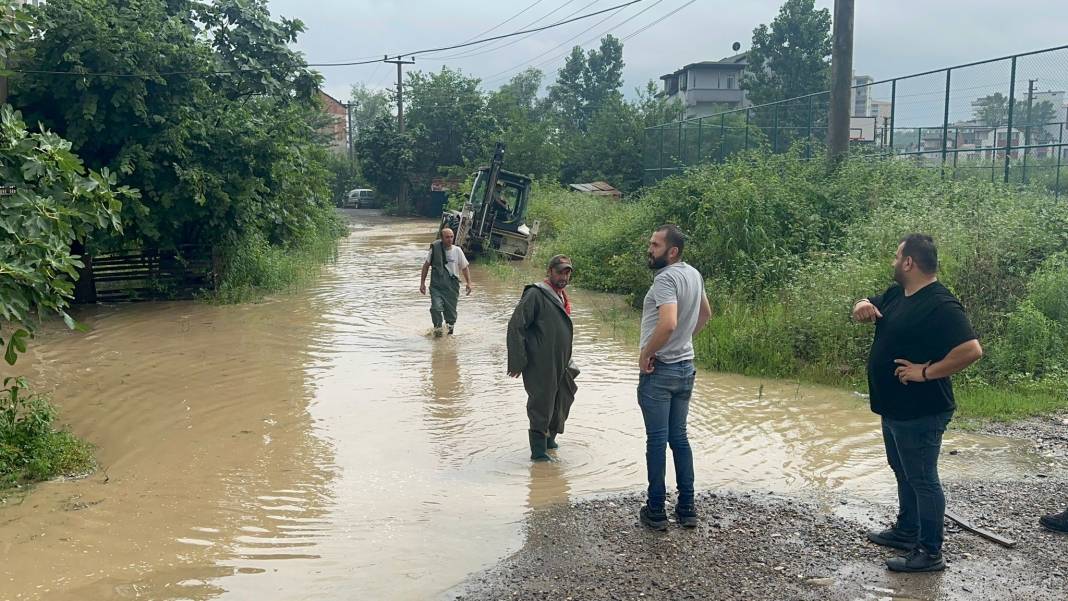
[{"x1": 866, "y1": 281, "x2": 977, "y2": 420}]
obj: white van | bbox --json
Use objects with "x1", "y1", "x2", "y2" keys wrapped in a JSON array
[{"x1": 343, "y1": 188, "x2": 377, "y2": 208}]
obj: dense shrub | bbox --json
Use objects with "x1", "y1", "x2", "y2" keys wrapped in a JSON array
[{"x1": 529, "y1": 152, "x2": 1068, "y2": 417}]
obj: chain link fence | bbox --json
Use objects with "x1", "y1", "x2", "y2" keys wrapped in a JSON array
[{"x1": 644, "y1": 45, "x2": 1068, "y2": 199}]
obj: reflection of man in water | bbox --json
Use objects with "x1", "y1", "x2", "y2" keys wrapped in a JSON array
[
  {"x1": 507, "y1": 255, "x2": 579, "y2": 462},
  {"x1": 419, "y1": 228, "x2": 472, "y2": 337},
  {"x1": 853, "y1": 234, "x2": 982, "y2": 573}
]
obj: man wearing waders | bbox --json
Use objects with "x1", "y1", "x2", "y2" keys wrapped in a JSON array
[
  {"x1": 420, "y1": 227, "x2": 472, "y2": 337},
  {"x1": 507, "y1": 255, "x2": 580, "y2": 461}
]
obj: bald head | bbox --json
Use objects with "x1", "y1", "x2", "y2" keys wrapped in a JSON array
[{"x1": 441, "y1": 227, "x2": 455, "y2": 249}]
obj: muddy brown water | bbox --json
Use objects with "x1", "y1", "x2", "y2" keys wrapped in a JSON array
[{"x1": 0, "y1": 212, "x2": 1051, "y2": 600}]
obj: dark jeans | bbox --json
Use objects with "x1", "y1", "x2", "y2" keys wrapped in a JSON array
[
  {"x1": 882, "y1": 410, "x2": 953, "y2": 555},
  {"x1": 638, "y1": 359, "x2": 696, "y2": 510}
]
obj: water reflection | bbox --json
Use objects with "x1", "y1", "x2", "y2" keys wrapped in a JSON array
[
  {"x1": 526, "y1": 460, "x2": 572, "y2": 509},
  {"x1": 0, "y1": 211, "x2": 1060, "y2": 601}
]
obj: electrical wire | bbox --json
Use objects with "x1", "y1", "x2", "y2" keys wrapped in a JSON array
[{"x1": 11, "y1": 0, "x2": 644, "y2": 77}]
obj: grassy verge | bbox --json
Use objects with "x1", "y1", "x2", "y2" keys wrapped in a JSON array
[
  {"x1": 211, "y1": 215, "x2": 347, "y2": 304},
  {"x1": 1, "y1": 377, "x2": 94, "y2": 495},
  {"x1": 525, "y1": 153, "x2": 1068, "y2": 423}
]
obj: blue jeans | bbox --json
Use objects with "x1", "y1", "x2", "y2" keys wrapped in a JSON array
[
  {"x1": 881, "y1": 411, "x2": 953, "y2": 555},
  {"x1": 637, "y1": 359, "x2": 696, "y2": 510}
]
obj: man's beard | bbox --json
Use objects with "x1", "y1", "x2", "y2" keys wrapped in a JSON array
[
  {"x1": 893, "y1": 263, "x2": 905, "y2": 285},
  {"x1": 648, "y1": 251, "x2": 669, "y2": 270}
]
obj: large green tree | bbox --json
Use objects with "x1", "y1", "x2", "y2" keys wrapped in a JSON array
[
  {"x1": 356, "y1": 116, "x2": 414, "y2": 200},
  {"x1": 548, "y1": 35, "x2": 625, "y2": 133},
  {"x1": 487, "y1": 69, "x2": 562, "y2": 179},
  {"x1": 741, "y1": 0, "x2": 832, "y2": 106},
  {"x1": 349, "y1": 83, "x2": 392, "y2": 136},
  {"x1": 12, "y1": 0, "x2": 332, "y2": 250},
  {"x1": 405, "y1": 66, "x2": 495, "y2": 174}
]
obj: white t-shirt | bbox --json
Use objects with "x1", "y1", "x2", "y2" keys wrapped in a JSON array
[{"x1": 425, "y1": 244, "x2": 469, "y2": 279}]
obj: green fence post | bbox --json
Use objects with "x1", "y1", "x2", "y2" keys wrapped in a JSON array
[
  {"x1": 1056, "y1": 120, "x2": 1064, "y2": 200},
  {"x1": 718, "y1": 113, "x2": 726, "y2": 162},
  {"x1": 772, "y1": 103, "x2": 780, "y2": 153},
  {"x1": 991, "y1": 126, "x2": 998, "y2": 183},
  {"x1": 1004, "y1": 56, "x2": 1018, "y2": 183},
  {"x1": 889, "y1": 80, "x2": 897, "y2": 151},
  {"x1": 678, "y1": 120, "x2": 684, "y2": 169},
  {"x1": 744, "y1": 108, "x2": 751, "y2": 151},
  {"x1": 940, "y1": 69, "x2": 952, "y2": 179},
  {"x1": 696, "y1": 117, "x2": 704, "y2": 164},
  {"x1": 806, "y1": 95, "x2": 814, "y2": 159},
  {"x1": 658, "y1": 126, "x2": 665, "y2": 181}
]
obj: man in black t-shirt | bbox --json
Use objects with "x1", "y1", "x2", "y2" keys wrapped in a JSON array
[{"x1": 852, "y1": 234, "x2": 983, "y2": 573}]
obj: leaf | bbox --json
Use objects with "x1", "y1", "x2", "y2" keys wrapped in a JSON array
[{"x1": 4, "y1": 329, "x2": 29, "y2": 365}]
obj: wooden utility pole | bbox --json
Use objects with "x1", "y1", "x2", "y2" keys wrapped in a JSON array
[
  {"x1": 827, "y1": 0, "x2": 855, "y2": 167},
  {"x1": 385, "y1": 55, "x2": 415, "y2": 213}
]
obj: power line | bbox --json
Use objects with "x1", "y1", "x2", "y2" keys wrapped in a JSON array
[
  {"x1": 11, "y1": 0, "x2": 644, "y2": 77},
  {"x1": 452, "y1": 0, "x2": 551, "y2": 45},
  {"x1": 308, "y1": 0, "x2": 644, "y2": 67},
  {"x1": 620, "y1": 0, "x2": 696, "y2": 41},
  {"x1": 429, "y1": 0, "x2": 598, "y2": 61},
  {"x1": 480, "y1": 0, "x2": 641, "y2": 84},
  {"x1": 483, "y1": 0, "x2": 694, "y2": 85}
]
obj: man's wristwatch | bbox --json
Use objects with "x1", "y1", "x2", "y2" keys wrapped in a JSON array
[{"x1": 921, "y1": 364, "x2": 929, "y2": 381}]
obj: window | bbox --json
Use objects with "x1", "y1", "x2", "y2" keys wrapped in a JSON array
[
  {"x1": 680, "y1": 71, "x2": 688, "y2": 91},
  {"x1": 726, "y1": 76, "x2": 735, "y2": 89}
]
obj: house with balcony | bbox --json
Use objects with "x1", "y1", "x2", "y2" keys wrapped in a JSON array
[{"x1": 658, "y1": 53, "x2": 748, "y2": 119}]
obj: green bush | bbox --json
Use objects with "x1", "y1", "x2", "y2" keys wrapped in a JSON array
[
  {"x1": 214, "y1": 214, "x2": 345, "y2": 303},
  {"x1": 1, "y1": 377, "x2": 94, "y2": 490},
  {"x1": 531, "y1": 152, "x2": 1068, "y2": 419}
]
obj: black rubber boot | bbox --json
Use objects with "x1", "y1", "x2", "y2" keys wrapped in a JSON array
[
  {"x1": 528, "y1": 430, "x2": 551, "y2": 462},
  {"x1": 547, "y1": 432, "x2": 558, "y2": 450}
]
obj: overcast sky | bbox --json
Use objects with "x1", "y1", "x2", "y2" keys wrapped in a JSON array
[{"x1": 269, "y1": 0, "x2": 1068, "y2": 110}]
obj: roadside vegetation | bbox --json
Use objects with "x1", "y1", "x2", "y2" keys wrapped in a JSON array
[
  {"x1": 528, "y1": 151, "x2": 1068, "y2": 421},
  {"x1": 0, "y1": 0, "x2": 346, "y2": 489}
]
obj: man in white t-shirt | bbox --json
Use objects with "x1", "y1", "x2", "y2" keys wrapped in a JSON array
[{"x1": 419, "y1": 227, "x2": 472, "y2": 336}]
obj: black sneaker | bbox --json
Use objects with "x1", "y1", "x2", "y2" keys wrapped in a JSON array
[
  {"x1": 886, "y1": 547, "x2": 946, "y2": 572},
  {"x1": 675, "y1": 505, "x2": 698, "y2": 529},
  {"x1": 866, "y1": 527, "x2": 918, "y2": 551},
  {"x1": 1040, "y1": 508, "x2": 1068, "y2": 533},
  {"x1": 640, "y1": 505, "x2": 668, "y2": 531},
  {"x1": 447, "y1": 324, "x2": 455, "y2": 335}
]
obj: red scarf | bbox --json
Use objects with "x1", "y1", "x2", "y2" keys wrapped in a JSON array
[{"x1": 544, "y1": 279, "x2": 571, "y2": 315}]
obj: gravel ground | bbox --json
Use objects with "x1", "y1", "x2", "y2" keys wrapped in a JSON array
[
  {"x1": 449, "y1": 457, "x2": 1068, "y2": 601},
  {"x1": 972, "y1": 412, "x2": 1068, "y2": 460}
]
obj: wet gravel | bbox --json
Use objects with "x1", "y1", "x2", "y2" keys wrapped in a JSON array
[
  {"x1": 973, "y1": 412, "x2": 1068, "y2": 460},
  {"x1": 449, "y1": 452, "x2": 1067, "y2": 601}
]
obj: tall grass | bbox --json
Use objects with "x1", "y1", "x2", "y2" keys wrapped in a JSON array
[
  {"x1": 212, "y1": 212, "x2": 347, "y2": 303},
  {"x1": 1, "y1": 377, "x2": 94, "y2": 492},
  {"x1": 529, "y1": 152, "x2": 1068, "y2": 421}
]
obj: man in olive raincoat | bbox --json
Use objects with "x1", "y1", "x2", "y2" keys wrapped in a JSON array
[{"x1": 507, "y1": 255, "x2": 580, "y2": 461}]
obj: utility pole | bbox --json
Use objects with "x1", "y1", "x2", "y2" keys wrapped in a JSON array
[
  {"x1": 827, "y1": 0, "x2": 855, "y2": 167},
  {"x1": 385, "y1": 55, "x2": 415, "y2": 213}
]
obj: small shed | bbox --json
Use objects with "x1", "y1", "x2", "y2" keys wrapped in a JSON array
[{"x1": 568, "y1": 181, "x2": 621, "y2": 199}]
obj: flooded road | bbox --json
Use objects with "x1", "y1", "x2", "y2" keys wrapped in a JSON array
[{"x1": 0, "y1": 212, "x2": 1054, "y2": 600}]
